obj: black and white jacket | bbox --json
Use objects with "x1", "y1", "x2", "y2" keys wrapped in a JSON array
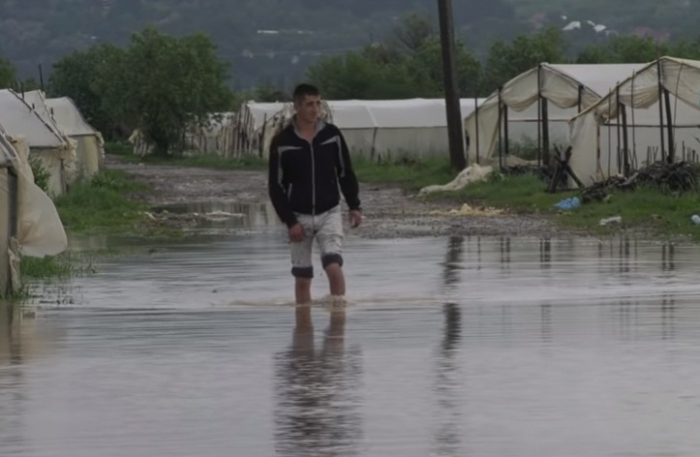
[{"x1": 268, "y1": 120, "x2": 361, "y2": 228}]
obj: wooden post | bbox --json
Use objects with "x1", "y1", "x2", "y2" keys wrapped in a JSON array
[
  {"x1": 474, "y1": 95, "x2": 480, "y2": 165},
  {"x1": 38, "y1": 64, "x2": 44, "y2": 92},
  {"x1": 621, "y1": 102, "x2": 630, "y2": 176},
  {"x1": 607, "y1": 89, "x2": 612, "y2": 177},
  {"x1": 577, "y1": 84, "x2": 583, "y2": 112},
  {"x1": 537, "y1": 64, "x2": 542, "y2": 167},
  {"x1": 541, "y1": 97, "x2": 550, "y2": 167},
  {"x1": 503, "y1": 103, "x2": 509, "y2": 159},
  {"x1": 663, "y1": 88, "x2": 675, "y2": 163},
  {"x1": 259, "y1": 113, "x2": 268, "y2": 158},
  {"x1": 437, "y1": 0, "x2": 466, "y2": 171},
  {"x1": 0, "y1": 166, "x2": 11, "y2": 297},
  {"x1": 497, "y1": 87, "x2": 503, "y2": 169},
  {"x1": 630, "y1": 71, "x2": 637, "y2": 167},
  {"x1": 615, "y1": 88, "x2": 622, "y2": 174},
  {"x1": 656, "y1": 60, "x2": 666, "y2": 163}
]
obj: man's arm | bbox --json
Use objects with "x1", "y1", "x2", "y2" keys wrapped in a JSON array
[
  {"x1": 268, "y1": 139, "x2": 299, "y2": 228},
  {"x1": 336, "y1": 131, "x2": 361, "y2": 211}
]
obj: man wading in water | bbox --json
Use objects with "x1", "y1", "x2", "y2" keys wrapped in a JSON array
[{"x1": 268, "y1": 83, "x2": 362, "y2": 305}]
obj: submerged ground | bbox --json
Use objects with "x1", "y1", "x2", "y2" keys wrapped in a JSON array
[{"x1": 2, "y1": 155, "x2": 698, "y2": 457}]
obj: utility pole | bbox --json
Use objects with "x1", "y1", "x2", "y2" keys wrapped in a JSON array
[{"x1": 437, "y1": 0, "x2": 466, "y2": 172}]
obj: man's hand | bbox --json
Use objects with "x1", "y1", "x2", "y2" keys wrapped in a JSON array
[
  {"x1": 288, "y1": 223, "x2": 305, "y2": 242},
  {"x1": 349, "y1": 210, "x2": 362, "y2": 228}
]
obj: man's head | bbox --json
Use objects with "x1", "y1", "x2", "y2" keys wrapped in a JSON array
[{"x1": 293, "y1": 83, "x2": 321, "y2": 125}]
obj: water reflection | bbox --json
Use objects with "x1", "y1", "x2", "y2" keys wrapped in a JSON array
[
  {"x1": 273, "y1": 306, "x2": 363, "y2": 456},
  {"x1": 441, "y1": 236, "x2": 464, "y2": 289},
  {"x1": 151, "y1": 201, "x2": 278, "y2": 232},
  {"x1": 0, "y1": 305, "x2": 25, "y2": 456},
  {"x1": 431, "y1": 237, "x2": 464, "y2": 455},
  {"x1": 662, "y1": 243, "x2": 675, "y2": 271}
]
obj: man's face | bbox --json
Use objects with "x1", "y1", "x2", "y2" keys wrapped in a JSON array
[{"x1": 295, "y1": 94, "x2": 321, "y2": 124}]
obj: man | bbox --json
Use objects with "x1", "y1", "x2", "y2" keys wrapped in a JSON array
[{"x1": 268, "y1": 83, "x2": 362, "y2": 305}]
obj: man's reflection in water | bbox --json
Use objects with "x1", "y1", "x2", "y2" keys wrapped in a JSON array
[{"x1": 274, "y1": 305, "x2": 363, "y2": 457}]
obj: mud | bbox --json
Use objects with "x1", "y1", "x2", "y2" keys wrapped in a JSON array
[{"x1": 107, "y1": 155, "x2": 566, "y2": 239}]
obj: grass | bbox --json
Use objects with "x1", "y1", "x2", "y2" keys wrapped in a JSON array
[
  {"x1": 118, "y1": 152, "x2": 268, "y2": 170},
  {"x1": 423, "y1": 170, "x2": 700, "y2": 242},
  {"x1": 106, "y1": 140, "x2": 267, "y2": 170},
  {"x1": 556, "y1": 186, "x2": 700, "y2": 241},
  {"x1": 352, "y1": 155, "x2": 700, "y2": 243},
  {"x1": 429, "y1": 173, "x2": 567, "y2": 211},
  {"x1": 352, "y1": 155, "x2": 455, "y2": 191},
  {"x1": 20, "y1": 252, "x2": 98, "y2": 279},
  {"x1": 55, "y1": 170, "x2": 150, "y2": 235}
]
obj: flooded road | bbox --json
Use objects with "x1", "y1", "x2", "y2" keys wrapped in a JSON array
[{"x1": 3, "y1": 208, "x2": 700, "y2": 456}]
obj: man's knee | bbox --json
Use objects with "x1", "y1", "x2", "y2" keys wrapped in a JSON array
[
  {"x1": 292, "y1": 266, "x2": 314, "y2": 278},
  {"x1": 322, "y1": 252, "x2": 343, "y2": 269}
]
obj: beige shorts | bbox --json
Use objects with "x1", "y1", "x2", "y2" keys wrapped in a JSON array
[{"x1": 290, "y1": 205, "x2": 344, "y2": 278}]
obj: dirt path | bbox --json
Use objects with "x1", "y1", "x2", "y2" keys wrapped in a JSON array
[{"x1": 107, "y1": 155, "x2": 563, "y2": 239}]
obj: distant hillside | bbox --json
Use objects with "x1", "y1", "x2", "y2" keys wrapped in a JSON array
[{"x1": 0, "y1": 0, "x2": 691, "y2": 89}]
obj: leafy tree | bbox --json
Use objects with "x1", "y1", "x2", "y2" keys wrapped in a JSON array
[
  {"x1": 96, "y1": 26, "x2": 233, "y2": 156},
  {"x1": 408, "y1": 37, "x2": 481, "y2": 97},
  {"x1": 576, "y1": 36, "x2": 666, "y2": 64},
  {"x1": 0, "y1": 56, "x2": 16, "y2": 88},
  {"x1": 48, "y1": 44, "x2": 126, "y2": 138},
  {"x1": 480, "y1": 27, "x2": 569, "y2": 95},
  {"x1": 307, "y1": 46, "x2": 421, "y2": 99},
  {"x1": 390, "y1": 12, "x2": 438, "y2": 53},
  {"x1": 252, "y1": 82, "x2": 291, "y2": 102}
]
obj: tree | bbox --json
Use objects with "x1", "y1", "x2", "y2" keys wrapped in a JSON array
[
  {"x1": 307, "y1": 46, "x2": 420, "y2": 99},
  {"x1": 48, "y1": 44, "x2": 126, "y2": 138},
  {"x1": 408, "y1": 37, "x2": 481, "y2": 97},
  {"x1": 481, "y1": 27, "x2": 569, "y2": 95},
  {"x1": 390, "y1": 12, "x2": 437, "y2": 53},
  {"x1": 96, "y1": 26, "x2": 233, "y2": 156},
  {"x1": 576, "y1": 35, "x2": 666, "y2": 64},
  {"x1": 0, "y1": 56, "x2": 16, "y2": 89},
  {"x1": 252, "y1": 82, "x2": 291, "y2": 102}
]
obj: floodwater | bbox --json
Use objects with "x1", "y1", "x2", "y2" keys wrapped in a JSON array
[{"x1": 3, "y1": 204, "x2": 700, "y2": 456}]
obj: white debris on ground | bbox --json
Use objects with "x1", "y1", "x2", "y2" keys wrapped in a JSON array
[
  {"x1": 144, "y1": 210, "x2": 246, "y2": 222},
  {"x1": 418, "y1": 163, "x2": 493, "y2": 196},
  {"x1": 428, "y1": 203, "x2": 504, "y2": 217}
]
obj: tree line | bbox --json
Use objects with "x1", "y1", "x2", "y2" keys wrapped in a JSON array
[{"x1": 1, "y1": 16, "x2": 699, "y2": 157}]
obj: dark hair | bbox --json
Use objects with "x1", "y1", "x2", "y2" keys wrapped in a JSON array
[{"x1": 293, "y1": 83, "x2": 320, "y2": 103}]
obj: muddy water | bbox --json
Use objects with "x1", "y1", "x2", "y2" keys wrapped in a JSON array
[{"x1": 3, "y1": 206, "x2": 700, "y2": 456}]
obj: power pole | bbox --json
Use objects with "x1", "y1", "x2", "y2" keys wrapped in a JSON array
[{"x1": 437, "y1": 0, "x2": 466, "y2": 172}]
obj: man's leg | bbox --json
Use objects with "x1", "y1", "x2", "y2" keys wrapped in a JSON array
[
  {"x1": 316, "y1": 206, "x2": 345, "y2": 297},
  {"x1": 290, "y1": 216, "x2": 314, "y2": 304}
]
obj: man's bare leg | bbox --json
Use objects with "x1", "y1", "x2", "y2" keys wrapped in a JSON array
[
  {"x1": 324, "y1": 263, "x2": 345, "y2": 297},
  {"x1": 295, "y1": 278, "x2": 313, "y2": 305}
]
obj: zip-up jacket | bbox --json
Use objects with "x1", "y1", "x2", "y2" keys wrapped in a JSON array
[{"x1": 268, "y1": 120, "x2": 361, "y2": 228}]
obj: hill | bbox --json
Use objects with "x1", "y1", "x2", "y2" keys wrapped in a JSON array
[{"x1": 0, "y1": 0, "x2": 690, "y2": 89}]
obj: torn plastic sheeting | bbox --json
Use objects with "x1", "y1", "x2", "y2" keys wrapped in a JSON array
[
  {"x1": 3, "y1": 134, "x2": 67, "y2": 258},
  {"x1": 419, "y1": 164, "x2": 493, "y2": 196}
]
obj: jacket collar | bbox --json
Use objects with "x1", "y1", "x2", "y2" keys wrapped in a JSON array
[{"x1": 291, "y1": 115, "x2": 326, "y2": 141}]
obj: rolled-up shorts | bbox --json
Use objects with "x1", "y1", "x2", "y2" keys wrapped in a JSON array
[{"x1": 290, "y1": 204, "x2": 344, "y2": 278}]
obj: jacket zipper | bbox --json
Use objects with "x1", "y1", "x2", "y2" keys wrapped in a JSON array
[{"x1": 310, "y1": 141, "x2": 316, "y2": 217}]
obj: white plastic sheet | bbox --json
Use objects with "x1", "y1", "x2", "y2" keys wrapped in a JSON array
[
  {"x1": 569, "y1": 56, "x2": 700, "y2": 183},
  {"x1": 1, "y1": 133, "x2": 68, "y2": 258}
]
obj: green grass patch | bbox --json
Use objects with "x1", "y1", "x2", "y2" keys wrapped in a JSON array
[
  {"x1": 424, "y1": 170, "x2": 700, "y2": 242},
  {"x1": 114, "y1": 150, "x2": 267, "y2": 171},
  {"x1": 20, "y1": 252, "x2": 97, "y2": 279},
  {"x1": 427, "y1": 173, "x2": 568, "y2": 212},
  {"x1": 352, "y1": 155, "x2": 455, "y2": 191},
  {"x1": 104, "y1": 140, "x2": 134, "y2": 156},
  {"x1": 556, "y1": 186, "x2": 700, "y2": 241},
  {"x1": 55, "y1": 169, "x2": 149, "y2": 234}
]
